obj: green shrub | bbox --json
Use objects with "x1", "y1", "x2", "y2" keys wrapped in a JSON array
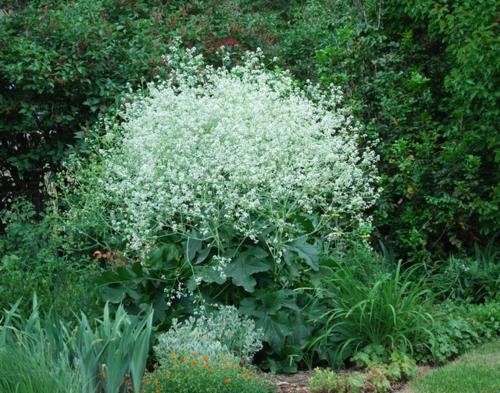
[
  {"x1": 430, "y1": 242, "x2": 500, "y2": 303},
  {"x1": 276, "y1": 0, "x2": 499, "y2": 260},
  {"x1": 0, "y1": 199, "x2": 100, "y2": 318},
  {"x1": 0, "y1": 0, "x2": 279, "y2": 212},
  {"x1": 143, "y1": 353, "x2": 274, "y2": 393}
]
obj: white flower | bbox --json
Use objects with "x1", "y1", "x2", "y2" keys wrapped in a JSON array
[{"x1": 66, "y1": 50, "x2": 379, "y2": 256}]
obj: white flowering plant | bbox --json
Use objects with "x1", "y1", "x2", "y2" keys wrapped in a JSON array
[{"x1": 60, "y1": 47, "x2": 379, "y2": 368}]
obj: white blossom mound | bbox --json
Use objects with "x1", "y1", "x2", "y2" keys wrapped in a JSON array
[{"x1": 96, "y1": 51, "x2": 379, "y2": 252}]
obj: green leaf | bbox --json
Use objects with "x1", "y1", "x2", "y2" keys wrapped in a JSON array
[
  {"x1": 185, "y1": 234, "x2": 202, "y2": 264},
  {"x1": 286, "y1": 238, "x2": 319, "y2": 271},
  {"x1": 225, "y1": 253, "x2": 270, "y2": 292}
]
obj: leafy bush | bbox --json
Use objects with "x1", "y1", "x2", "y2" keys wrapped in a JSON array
[
  {"x1": 154, "y1": 304, "x2": 263, "y2": 364},
  {"x1": 0, "y1": 199, "x2": 100, "y2": 317},
  {"x1": 430, "y1": 241, "x2": 500, "y2": 303},
  {"x1": 311, "y1": 260, "x2": 432, "y2": 365},
  {"x1": 143, "y1": 353, "x2": 274, "y2": 393},
  {"x1": 275, "y1": 0, "x2": 499, "y2": 260}
]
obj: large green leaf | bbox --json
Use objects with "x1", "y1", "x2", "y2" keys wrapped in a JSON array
[
  {"x1": 225, "y1": 248, "x2": 271, "y2": 292},
  {"x1": 286, "y1": 238, "x2": 320, "y2": 271}
]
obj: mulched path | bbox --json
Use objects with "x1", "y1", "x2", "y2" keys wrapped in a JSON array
[{"x1": 269, "y1": 371, "x2": 312, "y2": 393}]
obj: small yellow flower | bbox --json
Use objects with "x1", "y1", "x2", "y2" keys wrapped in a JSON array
[{"x1": 224, "y1": 378, "x2": 231, "y2": 385}]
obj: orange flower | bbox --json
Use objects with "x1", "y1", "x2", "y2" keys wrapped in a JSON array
[{"x1": 191, "y1": 360, "x2": 197, "y2": 366}]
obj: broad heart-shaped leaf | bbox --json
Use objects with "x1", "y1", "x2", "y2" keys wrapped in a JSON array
[
  {"x1": 240, "y1": 298, "x2": 292, "y2": 352},
  {"x1": 285, "y1": 238, "x2": 319, "y2": 271},
  {"x1": 258, "y1": 311, "x2": 294, "y2": 352},
  {"x1": 225, "y1": 248, "x2": 271, "y2": 292}
]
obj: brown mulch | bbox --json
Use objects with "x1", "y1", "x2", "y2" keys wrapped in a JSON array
[{"x1": 269, "y1": 371, "x2": 313, "y2": 393}]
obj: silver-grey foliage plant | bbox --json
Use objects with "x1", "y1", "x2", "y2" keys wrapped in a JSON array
[{"x1": 154, "y1": 304, "x2": 264, "y2": 364}]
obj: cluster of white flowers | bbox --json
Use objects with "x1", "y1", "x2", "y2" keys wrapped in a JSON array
[
  {"x1": 154, "y1": 305, "x2": 264, "y2": 363},
  {"x1": 91, "y1": 49, "x2": 379, "y2": 255}
]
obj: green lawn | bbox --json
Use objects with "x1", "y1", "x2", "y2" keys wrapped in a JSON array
[{"x1": 408, "y1": 340, "x2": 500, "y2": 393}]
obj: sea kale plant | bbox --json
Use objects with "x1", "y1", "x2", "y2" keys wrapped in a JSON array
[
  {"x1": 60, "y1": 47, "x2": 380, "y2": 369},
  {"x1": 63, "y1": 47, "x2": 379, "y2": 262}
]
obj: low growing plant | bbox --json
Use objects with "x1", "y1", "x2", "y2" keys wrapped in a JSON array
[
  {"x1": 414, "y1": 301, "x2": 500, "y2": 364},
  {"x1": 154, "y1": 304, "x2": 263, "y2": 364},
  {"x1": 309, "y1": 369, "x2": 365, "y2": 393},
  {"x1": 143, "y1": 353, "x2": 274, "y2": 393},
  {"x1": 309, "y1": 353, "x2": 415, "y2": 393}
]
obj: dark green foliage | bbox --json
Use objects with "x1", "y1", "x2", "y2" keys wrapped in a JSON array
[
  {"x1": 97, "y1": 231, "x2": 322, "y2": 372},
  {"x1": 273, "y1": 0, "x2": 499, "y2": 260},
  {"x1": 430, "y1": 246, "x2": 500, "y2": 303},
  {"x1": 0, "y1": 199, "x2": 100, "y2": 317},
  {"x1": 0, "y1": 0, "x2": 278, "y2": 213}
]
